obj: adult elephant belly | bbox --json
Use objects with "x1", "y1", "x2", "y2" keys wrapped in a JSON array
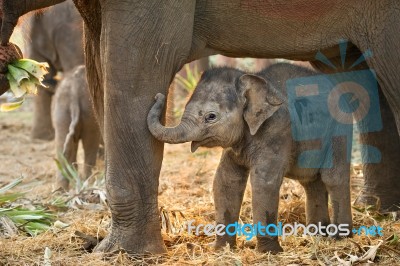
[{"x1": 191, "y1": 0, "x2": 346, "y2": 60}]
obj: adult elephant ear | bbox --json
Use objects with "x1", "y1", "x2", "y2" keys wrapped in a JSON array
[{"x1": 238, "y1": 74, "x2": 284, "y2": 135}]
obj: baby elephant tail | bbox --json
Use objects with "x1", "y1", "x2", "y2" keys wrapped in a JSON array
[{"x1": 62, "y1": 100, "x2": 80, "y2": 157}]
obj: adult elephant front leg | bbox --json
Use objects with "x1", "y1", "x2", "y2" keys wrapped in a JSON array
[{"x1": 94, "y1": 1, "x2": 195, "y2": 254}]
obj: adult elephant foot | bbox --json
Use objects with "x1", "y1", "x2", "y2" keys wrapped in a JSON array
[
  {"x1": 90, "y1": 143, "x2": 167, "y2": 255},
  {"x1": 94, "y1": 224, "x2": 166, "y2": 254}
]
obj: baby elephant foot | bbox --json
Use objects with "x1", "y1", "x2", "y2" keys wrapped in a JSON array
[
  {"x1": 257, "y1": 236, "x2": 283, "y2": 254},
  {"x1": 214, "y1": 235, "x2": 236, "y2": 250},
  {"x1": 329, "y1": 228, "x2": 353, "y2": 239},
  {"x1": 307, "y1": 222, "x2": 330, "y2": 236}
]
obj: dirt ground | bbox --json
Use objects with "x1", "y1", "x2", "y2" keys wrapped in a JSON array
[{"x1": 0, "y1": 92, "x2": 399, "y2": 266}]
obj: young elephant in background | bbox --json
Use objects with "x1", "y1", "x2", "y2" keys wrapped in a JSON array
[
  {"x1": 52, "y1": 65, "x2": 101, "y2": 190},
  {"x1": 148, "y1": 63, "x2": 352, "y2": 253}
]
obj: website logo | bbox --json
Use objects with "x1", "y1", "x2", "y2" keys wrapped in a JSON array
[
  {"x1": 286, "y1": 40, "x2": 382, "y2": 168},
  {"x1": 186, "y1": 220, "x2": 383, "y2": 240}
]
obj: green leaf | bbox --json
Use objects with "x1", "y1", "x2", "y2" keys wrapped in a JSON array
[
  {"x1": 388, "y1": 233, "x2": 399, "y2": 246},
  {"x1": 0, "y1": 192, "x2": 25, "y2": 205},
  {"x1": 0, "y1": 177, "x2": 23, "y2": 194},
  {"x1": 7, "y1": 65, "x2": 30, "y2": 85},
  {"x1": 0, "y1": 98, "x2": 25, "y2": 112},
  {"x1": 11, "y1": 214, "x2": 45, "y2": 220},
  {"x1": 6, "y1": 72, "x2": 26, "y2": 98},
  {"x1": 24, "y1": 222, "x2": 51, "y2": 236},
  {"x1": 11, "y1": 58, "x2": 49, "y2": 80}
]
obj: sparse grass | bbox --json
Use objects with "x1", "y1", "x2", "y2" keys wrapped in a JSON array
[
  {"x1": 54, "y1": 153, "x2": 107, "y2": 210},
  {"x1": 175, "y1": 64, "x2": 201, "y2": 94},
  {"x1": 171, "y1": 64, "x2": 202, "y2": 120}
]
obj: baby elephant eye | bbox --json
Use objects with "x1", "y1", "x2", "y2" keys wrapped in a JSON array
[{"x1": 205, "y1": 112, "x2": 219, "y2": 123}]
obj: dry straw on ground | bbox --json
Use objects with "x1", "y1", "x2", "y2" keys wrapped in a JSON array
[{"x1": 0, "y1": 94, "x2": 399, "y2": 265}]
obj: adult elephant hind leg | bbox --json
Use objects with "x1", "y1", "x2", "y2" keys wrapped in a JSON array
[
  {"x1": 93, "y1": 1, "x2": 196, "y2": 254},
  {"x1": 351, "y1": 5, "x2": 400, "y2": 211}
]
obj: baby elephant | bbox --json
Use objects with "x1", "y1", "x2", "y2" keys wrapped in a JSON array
[
  {"x1": 148, "y1": 63, "x2": 353, "y2": 253},
  {"x1": 52, "y1": 65, "x2": 101, "y2": 190}
]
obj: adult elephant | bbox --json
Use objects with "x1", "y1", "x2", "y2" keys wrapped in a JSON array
[
  {"x1": 25, "y1": 0, "x2": 84, "y2": 140},
  {"x1": 1, "y1": 0, "x2": 399, "y2": 254}
]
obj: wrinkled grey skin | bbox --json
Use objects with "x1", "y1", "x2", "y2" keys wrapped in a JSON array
[
  {"x1": 1, "y1": 0, "x2": 400, "y2": 254},
  {"x1": 52, "y1": 65, "x2": 100, "y2": 190},
  {"x1": 148, "y1": 63, "x2": 352, "y2": 253},
  {"x1": 26, "y1": 0, "x2": 84, "y2": 140}
]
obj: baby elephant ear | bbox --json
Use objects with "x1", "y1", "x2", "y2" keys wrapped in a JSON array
[{"x1": 238, "y1": 74, "x2": 285, "y2": 135}]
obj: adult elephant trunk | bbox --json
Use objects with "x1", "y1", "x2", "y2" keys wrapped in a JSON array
[
  {"x1": 1, "y1": 0, "x2": 66, "y2": 45},
  {"x1": 148, "y1": 93, "x2": 199, "y2": 144}
]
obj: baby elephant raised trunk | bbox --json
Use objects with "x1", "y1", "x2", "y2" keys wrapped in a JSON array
[{"x1": 147, "y1": 93, "x2": 198, "y2": 144}]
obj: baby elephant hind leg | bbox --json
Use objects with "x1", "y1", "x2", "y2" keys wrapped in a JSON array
[
  {"x1": 81, "y1": 120, "x2": 101, "y2": 180},
  {"x1": 321, "y1": 166, "x2": 353, "y2": 238},
  {"x1": 54, "y1": 113, "x2": 74, "y2": 190},
  {"x1": 300, "y1": 176, "x2": 330, "y2": 230},
  {"x1": 59, "y1": 100, "x2": 82, "y2": 190}
]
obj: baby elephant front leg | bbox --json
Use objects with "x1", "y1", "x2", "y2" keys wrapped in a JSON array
[
  {"x1": 213, "y1": 151, "x2": 249, "y2": 249},
  {"x1": 250, "y1": 166, "x2": 284, "y2": 254}
]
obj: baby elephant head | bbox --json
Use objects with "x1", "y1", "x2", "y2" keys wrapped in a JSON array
[{"x1": 147, "y1": 68, "x2": 284, "y2": 152}]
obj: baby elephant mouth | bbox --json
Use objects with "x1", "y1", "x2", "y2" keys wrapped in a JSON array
[
  {"x1": 191, "y1": 138, "x2": 217, "y2": 153},
  {"x1": 191, "y1": 141, "x2": 202, "y2": 153}
]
